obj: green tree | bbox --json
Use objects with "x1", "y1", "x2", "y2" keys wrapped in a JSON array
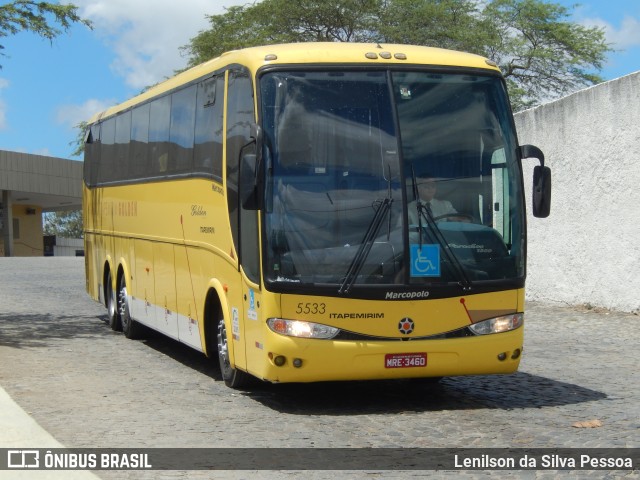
[
  {"x1": 0, "y1": 1, "x2": 92, "y2": 63},
  {"x1": 479, "y1": 0, "x2": 608, "y2": 110},
  {"x1": 183, "y1": 0, "x2": 610, "y2": 110},
  {"x1": 70, "y1": 120, "x2": 87, "y2": 157},
  {"x1": 43, "y1": 210, "x2": 83, "y2": 238},
  {"x1": 183, "y1": 0, "x2": 382, "y2": 67},
  {"x1": 379, "y1": 0, "x2": 484, "y2": 53}
]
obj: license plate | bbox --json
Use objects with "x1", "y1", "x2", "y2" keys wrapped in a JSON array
[{"x1": 385, "y1": 353, "x2": 427, "y2": 368}]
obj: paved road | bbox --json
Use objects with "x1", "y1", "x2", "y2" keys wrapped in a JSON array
[{"x1": 0, "y1": 257, "x2": 638, "y2": 479}]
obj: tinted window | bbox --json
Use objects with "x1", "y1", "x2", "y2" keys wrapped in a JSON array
[
  {"x1": 195, "y1": 76, "x2": 224, "y2": 179},
  {"x1": 83, "y1": 123, "x2": 100, "y2": 186},
  {"x1": 99, "y1": 117, "x2": 116, "y2": 182},
  {"x1": 89, "y1": 77, "x2": 226, "y2": 185},
  {"x1": 170, "y1": 85, "x2": 197, "y2": 173},
  {"x1": 149, "y1": 95, "x2": 171, "y2": 174},
  {"x1": 131, "y1": 104, "x2": 150, "y2": 178},
  {"x1": 115, "y1": 110, "x2": 131, "y2": 180}
]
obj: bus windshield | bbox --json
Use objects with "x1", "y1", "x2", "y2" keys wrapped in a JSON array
[{"x1": 260, "y1": 69, "x2": 525, "y2": 293}]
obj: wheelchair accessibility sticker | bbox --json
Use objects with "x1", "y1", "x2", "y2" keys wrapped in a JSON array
[{"x1": 410, "y1": 244, "x2": 440, "y2": 277}]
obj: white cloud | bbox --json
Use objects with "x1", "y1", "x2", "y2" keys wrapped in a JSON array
[
  {"x1": 55, "y1": 98, "x2": 115, "y2": 128},
  {"x1": 608, "y1": 16, "x2": 640, "y2": 49},
  {"x1": 69, "y1": 0, "x2": 251, "y2": 90},
  {"x1": 0, "y1": 78, "x2": 9, "y2": 130},
  {"x1": 582, "y1": 15, "x2": 640, "y2": 50}
]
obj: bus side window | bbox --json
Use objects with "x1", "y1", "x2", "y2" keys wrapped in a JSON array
[
  {"x1": 115, "y1": 110, "x2": 131, "y2": 182},
  {"x1": 195, "y1": 76, "x2": 224, "y2": 181},
  {"x1": 99, "y1": 117, "x2": 116, "y2": 183},
  {"x1": 149, "y1": 95, "x2": 171, "y2": 175},
  {"x1": 170, "y1": 85, "x2": 197, "y2": 174},
  {"x1": 131, "y1": 103, "x2": 150, "y2": 179},
  {"x1": 84, "y1": 123, "x2": 101, "y2": 187}
]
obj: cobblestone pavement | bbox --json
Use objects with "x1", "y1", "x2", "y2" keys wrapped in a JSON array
[{"x1": 0, "y1": 258, "x2": 638, "y2": 479}]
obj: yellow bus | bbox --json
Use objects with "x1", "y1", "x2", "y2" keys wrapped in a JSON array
[{"x1": 83, "y1": 43, "x2": 551, "y2": 388}]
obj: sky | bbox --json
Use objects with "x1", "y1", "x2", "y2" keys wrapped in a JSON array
[{"x1": 0, "y1": 0, "x2": 638, "y2": 161}]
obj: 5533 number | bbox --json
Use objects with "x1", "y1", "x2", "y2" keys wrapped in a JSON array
[{"x1": 295, "y1": 303, "x2": 326, "y2": 315}]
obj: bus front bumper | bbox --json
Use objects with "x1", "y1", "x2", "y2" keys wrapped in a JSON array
[{"x1": 251, "y1": 327, "x2": 524, "y2": 383}]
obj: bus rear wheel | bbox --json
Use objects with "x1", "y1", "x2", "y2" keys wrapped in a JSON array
[
  {"x1": 106, "y1": 270, "x2": 121, "y2": 331},
  {"x1": 117, "y1": 274, "x2": 141, "y2": 339},
  {"x1": 216, "y1": 313, "x2": 251, "y2": 389}
]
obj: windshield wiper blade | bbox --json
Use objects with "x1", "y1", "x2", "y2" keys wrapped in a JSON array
[
  {"x1": 410, "y1": 169, "x2": 472, "y2": 290},
  {"x1": 418, "y1": 203, "x2": 472, "y2": 290},
  {"x1": 339, "y1": 196, "x2": 393, "y2": 295}
]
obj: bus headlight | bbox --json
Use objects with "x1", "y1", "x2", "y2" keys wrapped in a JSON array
[
  {"x1": 468, "y1": 313, "x2": 523, "y2": 335},
  {"x1": 267, "y1": 318, "x2": 340, "y2": 339}
]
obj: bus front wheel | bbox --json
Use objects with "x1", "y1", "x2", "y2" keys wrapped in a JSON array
[{"x1": 216, "y1": 314, "x2": 250, "y2": 389}]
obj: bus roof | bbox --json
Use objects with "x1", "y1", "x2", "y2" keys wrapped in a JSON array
[{"x1": 88, "y1": 42, "x2": 500, "y2": 124}]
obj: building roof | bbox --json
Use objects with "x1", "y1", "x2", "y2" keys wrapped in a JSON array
[{"x1": 0, "y1": 150, "x2": 82, "y2": 211}]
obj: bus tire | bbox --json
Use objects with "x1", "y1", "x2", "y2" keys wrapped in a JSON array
[
  {"x1": 106, "y1": 269, "x2": 121, "y2": 331},
  {"x1": 216, "y1": 312, "x2": 251, "y2": 389},
  {"x1": 118, "y1": 273, "x2": 142, "y2": 339}
]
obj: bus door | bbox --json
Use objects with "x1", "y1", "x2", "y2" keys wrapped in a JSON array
[{"x1": 225, "y1": 69, "x2": 260, "y2": 372}]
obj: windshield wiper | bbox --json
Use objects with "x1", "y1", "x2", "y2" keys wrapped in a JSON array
[
  {"x1": 339, "y1": 174, "x2": 393, "y2": 295},
  {"x1": 338, "y1": 197, "x2": 392, "y2": 294},
  {"x1": 410, "y1": 168, "x2": 472, "y2": 290}
]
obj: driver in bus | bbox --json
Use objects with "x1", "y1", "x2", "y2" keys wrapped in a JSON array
[{"x1": 407, "y1": 173, "x2": 465, "y2": 225}]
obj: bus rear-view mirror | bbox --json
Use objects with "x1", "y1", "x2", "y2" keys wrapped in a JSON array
[
  {"x1": 518, "y1": 144, "x2": 551, "y2": 218},
  {"x1": 532, "y1": 165, "x2": 551, "y2": 218}
]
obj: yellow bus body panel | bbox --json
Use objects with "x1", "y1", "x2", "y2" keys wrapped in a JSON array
[
  {"x1": 279, "y1": 289, "x2": 519, "y2": 338},
  {"x1": 253, "y1": 323, "x2": 523, "y2": 383},
  {"x1": 242, "y1": 289, "x2": 525, "y2": 382}
]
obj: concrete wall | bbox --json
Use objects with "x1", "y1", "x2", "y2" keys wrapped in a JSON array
[{"x1": 514, "y1": 71, "x2": 640, "y2": 313}]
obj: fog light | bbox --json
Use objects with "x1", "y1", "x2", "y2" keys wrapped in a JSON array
[
  {"x1": 292, "y1": 358, "x2": 303, "y2": 368},
  {"x1": 511, "y1": 349, "x2": 521, "y2": 360},
  {"x1": 274, "y1": 355, "x2": 286, "y2": 366},
  {"x1": 497, "y1": 352, "x2": 507, "y2": 361}
]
